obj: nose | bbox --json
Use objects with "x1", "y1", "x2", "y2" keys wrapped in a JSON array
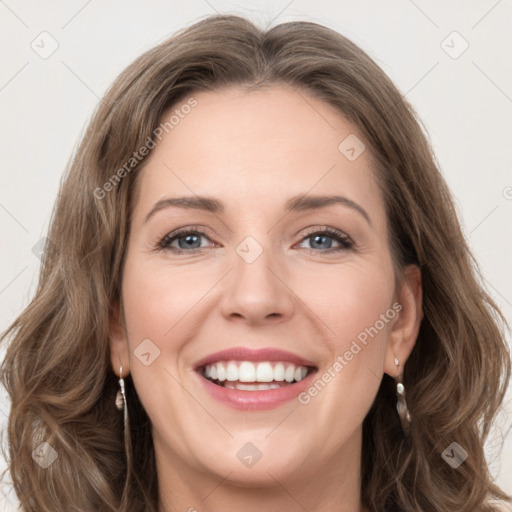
[{"x1": 220, "y1": 240, "x2": 295, "y2": 326}]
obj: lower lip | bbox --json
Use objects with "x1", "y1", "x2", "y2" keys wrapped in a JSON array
[{"x1": 196, "y1": 370, "x2": 317, "y2": 410}]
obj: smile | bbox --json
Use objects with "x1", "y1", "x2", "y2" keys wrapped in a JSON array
[
  {"x1": 202, "y1": 360, "x2": 312, "y2": 390},
  {"x1": 193, "y1": 346, "x2": 318, "y2": 409}
]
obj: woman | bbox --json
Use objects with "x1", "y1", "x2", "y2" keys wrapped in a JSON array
[{"x1": 1, "y1": 13, "x2": 510, "y2": 512}]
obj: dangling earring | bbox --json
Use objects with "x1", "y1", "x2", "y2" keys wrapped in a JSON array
[
  {"x1": 394, "y1": 357, "x2": 411, "y2": 437},
  {"x1": 115, "y1": 365, "x2": 133, "y2": 507},
  {"x1": 115, "y1": 365, "x2": 128, "y2": 429}
]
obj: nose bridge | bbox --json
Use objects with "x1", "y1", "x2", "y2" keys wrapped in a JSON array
[{"x1": 220, "y1": 232, "x2": 294, "y2": 323}]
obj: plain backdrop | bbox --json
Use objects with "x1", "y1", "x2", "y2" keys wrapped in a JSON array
[{"x1": 0, "y1": 0, "x2": 511, "y2": 508}]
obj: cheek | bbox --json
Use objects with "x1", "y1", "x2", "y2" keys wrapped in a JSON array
[
  {"x1": 333, "y1": 276, "x2": 395, "y2": 352},
  {"x1": 297, "y1": 259, "x2": 396, "y2": 348},
  {"x1": 119, "y1": 255, "x2": 222, "y2": 408},
  {"x1": 295, "y1": 261, "x2": 395, "y2": 414},
  {"x1": 119, "y1": 257, "x2": 203, "y2": 433},
  {"x1": 121, "y1": 257, "x2": 212, "y2": 338}
]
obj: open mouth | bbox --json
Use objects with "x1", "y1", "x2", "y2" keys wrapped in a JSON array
[{"x1": 198, "y1": 360, "x2": 317, "y2": 391}]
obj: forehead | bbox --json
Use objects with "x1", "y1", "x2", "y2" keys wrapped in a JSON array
[{"x1": 133, "y1": 85, "x2": 382, "y2": 222}]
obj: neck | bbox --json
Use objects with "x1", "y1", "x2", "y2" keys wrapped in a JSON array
[{"x1": 155, "y1": 427, "x2": 368, "y2": 512}]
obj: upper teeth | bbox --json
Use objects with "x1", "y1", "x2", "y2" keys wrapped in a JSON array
[{"x1": 204, "y1": 361, "x2": 309, "y2": 383}]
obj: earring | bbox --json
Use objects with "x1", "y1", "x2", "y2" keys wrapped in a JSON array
[
  {"x1": 115, "y1": 366, "x2": 128, "y2": 428},
  {"x1": 394, "y1": 357, "x2": 412, "y2": 437},
  {"x1": 114, "y1": 365, "x2": 133, "y2": 506}
]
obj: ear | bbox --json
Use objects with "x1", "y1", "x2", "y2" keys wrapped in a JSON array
[
  {"x1": 384, "y1": 264, "x2": 423, "y2": 377},
  {"x1": 109, "y1": 299, "x2": 130, "y2": 377}
]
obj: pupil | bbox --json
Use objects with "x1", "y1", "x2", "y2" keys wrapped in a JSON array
[{"x1": 180, "y1": 234, "x2": 200, "y2": 249}]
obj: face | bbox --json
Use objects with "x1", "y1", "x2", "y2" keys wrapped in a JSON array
[{"x1": 110, "y1": 85, "x2": 422, "y2": 495}]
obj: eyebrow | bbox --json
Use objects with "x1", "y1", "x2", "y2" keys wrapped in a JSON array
[{"x1": 144, "y1": 194, "x2": 371, "y2": 226}]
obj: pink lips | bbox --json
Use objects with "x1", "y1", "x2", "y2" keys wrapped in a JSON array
[
  {"x1": 193, "y1": 347, "x2": 318, "y2": 410},
  {"x1": 194, "y1": 346, "x2": 317, "y2": 370}
]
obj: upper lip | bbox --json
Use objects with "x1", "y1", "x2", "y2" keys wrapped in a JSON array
[{"x1": 194, "y1": 347, "x2": 317, "y2": 370}]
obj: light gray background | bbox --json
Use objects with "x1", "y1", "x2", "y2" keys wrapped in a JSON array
[{"x1": 0, "y1": 0, "x2": 511, "y2": 509}]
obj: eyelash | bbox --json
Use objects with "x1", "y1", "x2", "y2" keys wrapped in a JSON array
[{"x1": 157, "y1": 226, "x2": 355, "y2": 254}]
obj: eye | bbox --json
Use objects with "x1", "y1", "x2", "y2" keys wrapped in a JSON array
[
  {"x1": 157, "y1": 226, "x2": 354, "y2": 254},
  {"x1": 297, "y1": 227, "x2": 354, "y2": 253},
  {"x1": 158, "y1": 228, "x2": 214, "y2": 253}
]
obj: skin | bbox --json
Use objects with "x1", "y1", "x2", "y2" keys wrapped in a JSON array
[{"x1": 110, "y1": 85, "x2": 423, "y2": 512}]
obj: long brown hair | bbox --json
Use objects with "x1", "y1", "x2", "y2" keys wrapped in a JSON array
[{"x1": 1, "y1": 14, "x2": 510, "y2": 512}]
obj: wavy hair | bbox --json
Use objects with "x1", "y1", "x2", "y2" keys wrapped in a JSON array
[{"x1": 1, "y1": 13, "x2": 510, "y2": 512}]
